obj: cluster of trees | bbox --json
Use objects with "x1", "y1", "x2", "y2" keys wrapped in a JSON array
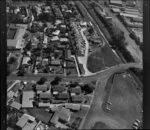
[
  {"x1": 51, "y1": 76, "x2": 62, "y2": 85},
  {"x1": 91, "y1": 4, "x2": 135, "y2": 63},
  {"x1": 37, "y1": 76, "x2": 47, "y2": 85},
  {"x1": 7, "y1": 56, "x2": 18, "y2": 76},
  {"x1": 81, "y1": 83, "x2": 95, "y2": 94},
  {"x1": 70, "y1": 82, "x2": 95, "y2": 94},
  {"x1": 38, "y1": 13, "x2": 54, "y2": 22}
]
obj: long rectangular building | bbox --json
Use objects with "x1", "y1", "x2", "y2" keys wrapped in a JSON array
[{"x1": 7, "y1": 24, "x2": 27, "y2": 49}]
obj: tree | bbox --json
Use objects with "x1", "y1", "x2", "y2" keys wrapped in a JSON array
[
  {"x1": 17, "y1": 66, "x2": 25, "y2": 76},
  {"x1": 81, "y1": 83, "x2": 95, "y2": 94},
  {"x1": 8, "y1": 56, "x2": 17, "y2": 64},
  {"x1": 37, "y1": 76, "x2": 47, "y2": 85},
  {"x1": 51, "y1": 76, "x2": 62, "y2": 86},
  {"x1": 25, "y1": 40, "x2": 32, "y2": 51},
  {"x1": 7, "y1": 64, "x2": 12, "y2": 76}
]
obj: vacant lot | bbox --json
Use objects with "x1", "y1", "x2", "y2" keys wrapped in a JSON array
[
  {"x1": 87, "y1": 45, "x2": 121, "y2": 73},
  {"x1": 82, "y1": 72, "x2": 142, "y2": 129},
  {"x1": 102, "y1": 73, "x2": 142, "y2": 126}
]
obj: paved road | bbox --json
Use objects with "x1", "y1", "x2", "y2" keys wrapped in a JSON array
[{"x1": 7, "y1": 62, "x2": 142, "y2": 82}]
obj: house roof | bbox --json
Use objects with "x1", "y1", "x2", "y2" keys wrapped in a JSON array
[
  {"x1": 22, "y1": 121, "x2": 37, "y2": 130},
  {"x1": 22, "y1": 56, "x2": 30, "y2": 65},
  {"x1": 52, "y1": 30, "x2": 60, "y2": 36},
  {"x1": 57, "y1": 92, "x2": 69, "y2": 100},
  {"x1": 40, "y1": 93, "x2": 51, "y2": 99},
  {"x1": 70, "y1": 87, "x2": 81, "y2": 94},
  {"x1": 58, "y1": 107, "x2": 71, "y2": 122},
  {"x1": 7, "y1": 24, "x2": 27, "y2": 49},
  {"x1": 22, "y1": 91, "x2": 34, "y2": 108},
  {"x1": 59, "y1": 38, "x2": 69, "y2": 42},
  {"x1": 52, "y1": 85, "x2": 66, "y2": 92},
  {"x1": 10, "y1": 101, "x2": 21, "y2": 110},
  {"x1": 51, "y1": 106, "x2": 71, "y2": 124},
  {"x1": 51, "y1": 36, "x2": 59, "y2": 41},
  {"x1": 16, "y1": 114, "x2": 28, "y2": 128},
  {"x1": 16, "y1": 114, "x2": 36, "y2": 130},
  {"x1": 72, "y1": 95, "x2": 85, "y2": 102},
  {"x1": 36, "y1": 84, "x2": 48, "y2": 91},
  {"x1": 51, "y1": 59, "x2": 61, "y2": 65},
  {"x1": 38, "y1": 102, "x2": 50, "y2": 107},
  {"x1": 110, "y1": 0, "x2": 123, "y2": 5},
  {"x1": 65, "y1": 103, "x2": 81, "y2": 110}
]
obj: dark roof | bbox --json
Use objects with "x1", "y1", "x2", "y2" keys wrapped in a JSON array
[
  {"x1": 57, "y1": 92, "x2": 69, "y2": 100},
  {"x1": 70, "y1": 87, "x2": 81, "y2": 94},
  {"x1": 72, "y1": 95, "x2": 85, "y2": 103},
  {"x1": 39, "y1": 93, "x2": 51, "y2": 99},
  {"x1": 52, "y1": 86, "x2": 66, "y2": 93},
  {"x1": 36, "y1": 84, "x2": 48, "y2": 91}
]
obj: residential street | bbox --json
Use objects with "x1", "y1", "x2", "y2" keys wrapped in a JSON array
[{"x1": 7, "y1": 62, "x2": 142, "y2": 82}]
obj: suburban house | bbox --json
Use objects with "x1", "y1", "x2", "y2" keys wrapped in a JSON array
[
  {"x1": 22, "y1": 91, "x2": 34, "y2": 108},
  {"x1": 16, "y1": 114, "x2": 37, "y2": 130}
]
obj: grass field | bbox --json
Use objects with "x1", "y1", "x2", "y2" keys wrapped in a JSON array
[
  {"x1": 92, "y1": 122, "x2": 110, "y2": 129},
  {"x1": 102, "y1": 73, "x2": 142, "y2": 127},
  {"x1": 87, "y1": 45, "x2": 121, "y2": 73}
]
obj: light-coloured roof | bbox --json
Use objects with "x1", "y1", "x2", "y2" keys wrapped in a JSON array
[
  {"x1": 7, "y1": 24, "x2": 27, "y2": 49},
  {"x1": 24, "y1": 114, "x2": 35, "y2": 122},
  {"x1": 22, "y1": 91, "x2": 34, "y2": 108},
  {"x1": 65, "y1": 103, "x2": 81, "y2": 110},
  {"x1": 7, "y1": 91, "x2": 14, "y2": 98},
  {"x1": 22, "y1": 121, "x2": 37, "y2": 130},
  {"x1": 10, "y1": 101, "x2": 21, "y2": 110},
  {"x1": 52, "y1": 30, "x2": 60, "y2": 36},
  {"x1": 120, "y1": 13, "x2": 141, "y2": 18},
  {"x1": 16, "y1": 114, "x2": 28, "y2": 128},
  {"x1": 110, "y1": 0, "x2": 123, "y2": 5},
  {"x1": 60, "y1": 38, "x2": 69, "y2": 42},
  {"x1": 38, "y1": 102, "x2": 50, "y2": 107},
  {"x1": 111, "y1": 8, "x2": 120, "y2": 12},
  {"x1": 51, "y1": 36, "x2": 59, "y2": 41},
  {"x1": 59, "y1": 107, "x2": 71, "y2": 121},
  {"x1": 22, "y1": 56, "x2": 30, "y2": 65}
]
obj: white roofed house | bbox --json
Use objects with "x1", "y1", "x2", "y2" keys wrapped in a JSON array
[
  {"x1": 22, "y1": 56, "x2": 30, "y2": 65},
  {"x1": 10, "y1": 101, "x2": 22, "y2": 110},
  {"x1": 109, "y1": 0, "x2": 123, "y2": 6},
  {"x1": 59, "y1": 38, "x2": 69, "y2": 44},
  {"x1": 22, "y1": 91, "x2": 34, "y2": 108},
  {"x1": 52, "y1": 30, "x2": 60, "y2": 36}
]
